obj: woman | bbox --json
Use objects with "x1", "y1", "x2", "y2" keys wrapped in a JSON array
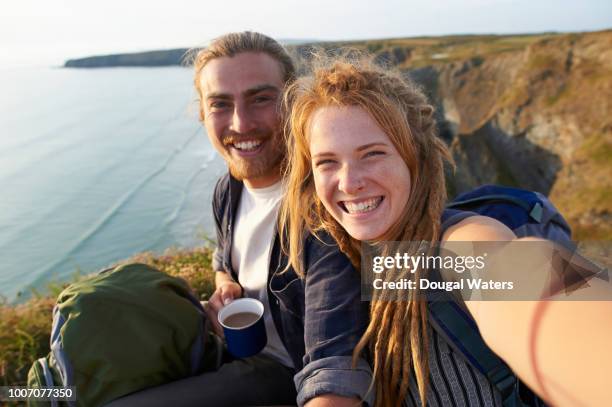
[{"x1": 279, "y1": 53, "x2": 612, "y2": 407}]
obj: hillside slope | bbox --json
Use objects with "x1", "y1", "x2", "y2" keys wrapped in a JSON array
[{"x1": 421, "y1": 31, "x2": 611, "y2": 239}]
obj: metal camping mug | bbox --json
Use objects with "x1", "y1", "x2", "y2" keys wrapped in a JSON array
[{"x1": 218, "y1": 298, "x2": 267, "y2": 358}]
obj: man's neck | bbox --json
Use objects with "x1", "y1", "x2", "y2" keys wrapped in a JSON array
[{"x1": 242, "y1": 168, "x2": 281, "y2": 189}]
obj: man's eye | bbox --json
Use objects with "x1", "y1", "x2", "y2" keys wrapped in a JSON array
[
  {"x1": 210, "y1": 101, "x2": 230, "y2": 110},
  {"x1": 253, "y1": 96, "x2": 273, "y2": 104}
]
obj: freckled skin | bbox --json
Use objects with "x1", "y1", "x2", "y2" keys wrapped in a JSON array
[{"x1": 309, "y1": 105, "x2": 412, "y2": 241}]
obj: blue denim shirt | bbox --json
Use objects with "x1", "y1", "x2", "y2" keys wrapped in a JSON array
[{"x1": 212, "y1": 173, "x2": 373, "y2": 406}]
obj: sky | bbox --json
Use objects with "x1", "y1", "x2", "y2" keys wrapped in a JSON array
[{"x1": 1, "y1": 0, "x2": 611, "y2": 67}]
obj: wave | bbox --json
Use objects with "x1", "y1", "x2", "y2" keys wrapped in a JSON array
[
  {"x1": 145, "y1": 132, "x2": 208, "y2": 250},
  {"x1": 0, "y1": 92, "x2": 161, "y2": 162},
  {"x1": 0, "y1": 103, "x2": 198, "y2": 250},
  {"x1": 165, "y1": 128, "x2": 208, "y2": 224},
  {"x1": 25, "y1": 125, "x2": 204, "y2": 290},
  {"x1": 0, "y1": 100, "x2": 166, "y2": 185}
]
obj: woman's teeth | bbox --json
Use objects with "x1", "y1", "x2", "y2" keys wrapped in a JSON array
[
  {"x1": 343, "y1": 197, "x2": 383, "y2": 214},
  {"x1": 233, "y1": 140, "x2": 262, "y2": 151}
]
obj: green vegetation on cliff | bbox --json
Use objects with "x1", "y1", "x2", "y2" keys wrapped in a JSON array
[
  {"x1": 63, "y1": 32, "x2": 558, "y2": 69},
  {"x1": 312, "y1": 32, "x2": 559, "y2": 68}
]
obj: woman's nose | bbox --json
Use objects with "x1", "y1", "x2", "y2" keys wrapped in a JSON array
[{"x1": 338, "y1": 164, "x2": 365, "y2": 194}]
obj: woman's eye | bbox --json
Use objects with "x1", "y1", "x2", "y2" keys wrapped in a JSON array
[
  {"x1": 364, "y1": 150, "x2": 386, "y2": 158},
  {"x1": 315, "y1": 159, "x2": 336, "y2": 167}
]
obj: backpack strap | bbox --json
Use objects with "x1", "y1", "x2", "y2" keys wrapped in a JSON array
[
  {"x1": 427, "y1": 290, "x2": 543, "y2": 407},
  {"x1": 447, "y1": 194, "x2": 543, "y2": 223},
  {"x1": 37, "y1": 357, "x2": 55, "y2": 387},
  {"x1": 35, "y1": 357, "x2": 58, "y2": 407}
]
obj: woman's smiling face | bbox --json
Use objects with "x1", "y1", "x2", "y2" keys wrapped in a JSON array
[{"x1": 309, "y1": 105, "x2": 412, "y2": 241}]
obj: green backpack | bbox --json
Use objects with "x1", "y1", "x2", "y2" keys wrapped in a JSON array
[{"x1": 27, "y1": 263, "x2": 220, "y2": 407}]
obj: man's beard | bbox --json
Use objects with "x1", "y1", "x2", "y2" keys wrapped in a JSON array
[{"x1": 222, "y1": 129, "x2": 285, "y2": 182}]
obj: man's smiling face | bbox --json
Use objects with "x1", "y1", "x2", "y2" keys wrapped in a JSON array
[{"x1": 198, "y1": 51, "x2": 286, "y2": 188}]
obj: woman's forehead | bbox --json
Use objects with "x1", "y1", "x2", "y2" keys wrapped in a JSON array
[{"x1": 308, "y1": 105, "x2": 390, "y2": 150}]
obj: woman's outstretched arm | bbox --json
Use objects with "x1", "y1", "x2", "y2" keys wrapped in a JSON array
[{"x1": 443, "y1": 216, "x2": 612, "y2": 407}]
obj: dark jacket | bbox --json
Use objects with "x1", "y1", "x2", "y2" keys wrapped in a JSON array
[{"x1": 211, "y1": 173, "x2": 373, "y2": 406}]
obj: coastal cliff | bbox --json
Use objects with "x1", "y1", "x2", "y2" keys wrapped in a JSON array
[
  {"x1": 65, "y1": 48, "x2": 191, "y2": 67},
  {"x1": 64, "y1": 31, "x2": 611, "y2": 239},
  {"x1": 410, "y1": 31, "x2": 611, "y2": 240}
]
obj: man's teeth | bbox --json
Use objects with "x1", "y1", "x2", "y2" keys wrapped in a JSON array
[
  {"x1": 233, "y1": 140, "x2": 262, "y2": 151},
  {"x1": 343, "y1": 197, "x2": 382, "y2": 214}
]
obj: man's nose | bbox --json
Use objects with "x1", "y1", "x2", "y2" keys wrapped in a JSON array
[
  {"x1": 338, "y1": 164, "x2": 365, "y2": 195},
  {"x1": 230, "y1": 104, "x2": 255, "y2": 134}
]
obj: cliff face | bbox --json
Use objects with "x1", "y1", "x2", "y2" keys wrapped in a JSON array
[
  {"x1": 64, "y1": 31, "x2": 611, "y2": 239},
  {"x1": 65, "y1": 49, "x2": 191, "y2": 67},
  {"x1": 408, "y1": 31, "x2": 611, "y2": 239}
]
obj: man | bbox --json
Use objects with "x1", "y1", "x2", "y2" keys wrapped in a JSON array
[
  {"x1": 197, "y1": 31, "x2": 298, "y2": 404},
  {"x1": 109, "y1": 32, "x2": 371, "y2": 407}
]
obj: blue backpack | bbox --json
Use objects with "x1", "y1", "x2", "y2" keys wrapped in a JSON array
[{"x1": 428, "y1": 185, "x2": 572, "y2": 407}]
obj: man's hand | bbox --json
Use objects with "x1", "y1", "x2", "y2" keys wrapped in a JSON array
[{"x1": 204, "y1": 274, "x2": 243, "y2": 337}]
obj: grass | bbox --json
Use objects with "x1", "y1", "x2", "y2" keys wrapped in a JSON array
[
  {"x1": 567, "y1": 133, "x2": 612, "y2": 213},
  {"x1": 0, "y1": 246, "x2": 216, "y2": 387},
  {"x1": 551, "y1": 132, "x2": 612, "y2": 240},
  {"x1": 571, "y1": 221, "x2": 612, "y2": 241},
  {"x1": 0, "y1": 296, "x2": 56, "y2": 387},
  {"x1": 545, "y1": 84, "x2": 569, "y2": 106},
  {"x1": 527, "y1": 54, "x2": 558, "y2": 70},
  {"x1": 580, "y1": 133, "x2": 612, "y2": 165}
]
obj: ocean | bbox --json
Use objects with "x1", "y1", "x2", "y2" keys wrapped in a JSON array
[{"x1": 0, "y1": 66, "x2": 226, "y2": 302}]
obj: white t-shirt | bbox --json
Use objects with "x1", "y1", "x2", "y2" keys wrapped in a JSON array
[{"x1": 231, "y1": 180, "x2": 293, "y2": 368}]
